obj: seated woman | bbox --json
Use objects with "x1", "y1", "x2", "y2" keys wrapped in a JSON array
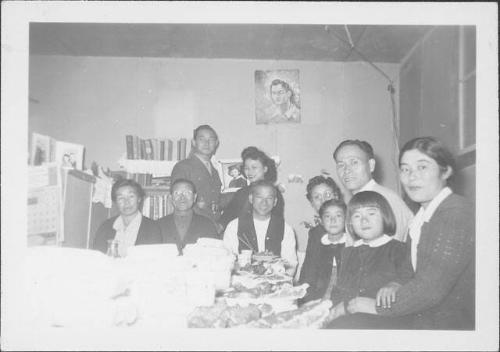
[
  {"x1": 219, "y1": 146, "x2": 284, "y2": 229},
  {"x1": 325, "y1": 191, "x2": 414, "y2": 329},
  {"x1": 157, "y1": 178, "x2": 219, "y2": 255},
  {"x1": 298, "y1": 176, "x2": 344, "y2": 303},
  {"x1": 347, "y1": 137, "x2": 475, "y2": 330},
  {"x1": 227, "y1": 164, "x2": 247, "y2": 189},
  {"x1": 93, "y1": 179, "x2": 162, "y2": 256}
]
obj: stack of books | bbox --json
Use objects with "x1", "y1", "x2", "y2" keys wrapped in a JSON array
[{"x1": 125, "y1": 135, "x2": 188, "y2": 161}]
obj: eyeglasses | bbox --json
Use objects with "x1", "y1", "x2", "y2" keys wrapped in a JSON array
[
  {"x1": 172, "y1": 190, "x2": 194, "y2": 198},
  {"x1": 311, "y1": 191, "x2": 337, "y2": 202}
]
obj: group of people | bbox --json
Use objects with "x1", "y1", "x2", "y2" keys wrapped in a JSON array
[{"x1": 92, "y1": 124, "x2": 475, "y2": 330}]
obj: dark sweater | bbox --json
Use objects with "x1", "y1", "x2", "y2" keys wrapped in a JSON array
[
  {"x1": 299, "y1": 225, "x2": 344, "y2": 303},
  {"x1": 331, "y1": 239, "x2": 414, "y2": 307},
  {"x1": 325, "y1": 239, "x2": 414, "y2": 330},
  {"x1": 376, "y1": 193, "x2": 475, "y2": 330},
  {"x1": 170, "y1": 154, "x2": 222, "y2": 222},
  {"x1": 219, "y1": 185, "x2": 285, "y2": 229},
  {"x1": 156, "y1": 212, "x2": 219, "y2": 255},
  {"x1": 92, "y1": 215, "x2": 162, "y2": 254}
]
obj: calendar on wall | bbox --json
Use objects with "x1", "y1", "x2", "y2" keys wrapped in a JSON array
[
  {"x1": 28, "y1": 163, "x2": 63, "y2": 245},
  {"x1": 27, "y1": 185, "x2": 63, "y2": 242}
]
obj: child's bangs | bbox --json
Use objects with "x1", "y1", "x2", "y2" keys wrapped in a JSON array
[{"x1": 348, "y1": 199, "x2": 381, "y2": 213}]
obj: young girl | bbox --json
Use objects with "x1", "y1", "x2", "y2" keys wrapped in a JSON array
[
  {"x1": 299, "y1": 176, "x2": 343, "y2": 303},
  {"x1": 325, "y1": 191, "x2": 414, "y2": 329},
  {"x1": 300, "y1": 199, "x2": 347, "y2": 304}
]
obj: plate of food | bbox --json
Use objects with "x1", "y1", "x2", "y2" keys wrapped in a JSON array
[{"x1": 252, "y1": 251, "x2": 278, "y2": 262}]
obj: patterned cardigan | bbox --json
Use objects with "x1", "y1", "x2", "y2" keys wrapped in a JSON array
[{"x1": 377, "y1": 193, "x2": 475, "y2": 330}]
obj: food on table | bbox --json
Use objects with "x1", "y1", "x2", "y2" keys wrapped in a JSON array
[
  {"x1": 252, "y1": 250, "x2": 278, "y2": 262},
  {"x1": 187, "y1": 301, "x2": 261, "y2": 328},
  {"x1": 236, "y1": 257, "x2": 288, "y2": 278},
  {"x1": 244, "y1": 299, "x2": 333, "y2": 329}
]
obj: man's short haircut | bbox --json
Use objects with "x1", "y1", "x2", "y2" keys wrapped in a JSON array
[
  {"x1": 333, "y1": 139, "x2": 375, "y2": 161},
  {"x1": 250, "y1": 179, "x2": 277, "y2": 198},
  {"x1": 170, "y1": 178, "x2": 197, "y2": 195},
  {"x1": 193, "y1": 124, "x2": 218, "y2": 141}
]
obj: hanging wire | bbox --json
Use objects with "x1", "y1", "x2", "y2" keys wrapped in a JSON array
[{"x1": 326, "y1": 25, "x2": 401, "y2": 192}]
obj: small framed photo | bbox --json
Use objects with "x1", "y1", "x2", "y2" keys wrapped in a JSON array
[
  {"x1": 216, "y1": 159, "x2": 248, "y2": 193},
  {"x1": 30, "y1": 132, "x2": 54, "y2": 166},
  {"x1": 55, "y1": 141, "x2": 85, "y2": 170}
]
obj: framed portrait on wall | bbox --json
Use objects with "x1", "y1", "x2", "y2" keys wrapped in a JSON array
[
  {"x1": 54, "y1": 140, "x2": 85, "y2": 170},
  {"x1": 216, "y1": 159, "x2": 248, "y2": 193},
  {"x1": 255, "y1": 69, "x2": 301, "y2": 125}
]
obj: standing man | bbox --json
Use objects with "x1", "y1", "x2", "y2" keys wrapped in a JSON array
[
  {"x1": 171, "y1": 125, "x2": 222, "y2": 224},
  {"x1": 333, "y1": 139, "x2": 413, "y2": 243}
]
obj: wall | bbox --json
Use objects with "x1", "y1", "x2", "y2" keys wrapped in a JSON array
[
  {"x1": 29, "y1": 55, "x2": 400, "y2": 250},
  {"x1": 399, "y1": 27, "x2": 475, "y2": 201}
]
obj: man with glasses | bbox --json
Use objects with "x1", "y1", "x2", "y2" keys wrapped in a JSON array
[
  {"x1": 157, "y1": 178, "x2": 219, "y2": 255},
  {"x1": 333, "y1": 140, "x2": 413, "y2": 243}
]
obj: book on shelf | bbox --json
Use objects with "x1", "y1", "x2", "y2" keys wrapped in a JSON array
[
  {"x1": 135, "y1": 135, "x2": 141, "y2": 160},
  {"x1": 124, "y1": 135, "x2": 189, "y2": 161},
  {"x1": 152, "y1": 138, "x2": 160, "y2": 161},
  {"x1": 177, "y1": 138, "x2": 187, "y2": 161},
  {"x1": 125, "y1": 135, "x2": 134, "y2": 159},
  {"x1": 167, "y1": 139, "x2": 173, "y2": 161},
  {"x1": 144, "y1": 139, "x2": 154, "y2": 160},
  {"x1": 141, "y1": 191, "x2": 173, "y2": 220}
]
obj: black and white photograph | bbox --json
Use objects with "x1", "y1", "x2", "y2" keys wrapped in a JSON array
[
  {"x1": 55, "y1": 140, "x2": 84, "y2": 170},
  {"x1": 1, "y1": 2, "x2": 498, "y2": 351},
  {"x1": 218, "y1": 159, "x2": 248, "y2": 193},
  {"x1": 255, "y1": 69, "x2": 301, "y2": 124}
]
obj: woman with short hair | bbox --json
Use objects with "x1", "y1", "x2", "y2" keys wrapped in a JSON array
[
  {"x1": 346, "y1": 137, "x2": 475, "y2": 330},
  {"x1": 92, "y1": 179, "x2": 162, "y2": 256}
]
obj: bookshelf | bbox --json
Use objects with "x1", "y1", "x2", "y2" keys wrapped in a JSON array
[
  {"x1": 117, "y1": 134, "x2": 191, "y2": 220},
  {"x1": 118, "y1": 158, "x2": 177, "y2": 176}
]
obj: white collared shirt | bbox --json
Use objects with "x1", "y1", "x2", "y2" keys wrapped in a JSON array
[
  {"x1": 408, "y1": 187, "x2": 452, "y2": 269},
  {"x1": 113, "y1": 212, "x2": 143, "y2": 257},
  {"x1": 223, "y1": 217, "x2": 298, "y2": 270},
  {"x1": 356, "y1": 178, "x2": 377, "y2": 194},
  {"x1": 321, "y1": 232, "x2": 347, "y2": 246},
  {"x1": 352, "y1": 234, "x2": 393, "y2": 248}
]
